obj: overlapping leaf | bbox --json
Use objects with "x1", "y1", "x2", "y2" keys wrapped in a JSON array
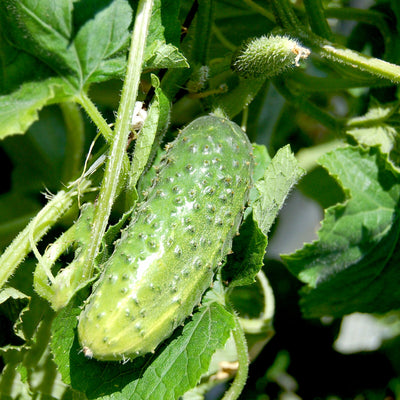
[{"x1": 283, "y1": 146, "x2": 400, "y2": 318}]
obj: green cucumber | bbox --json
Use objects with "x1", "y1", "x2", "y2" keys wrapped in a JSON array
[{"x1": 78, "y1": 115, "x2": 253, "y2": 361}]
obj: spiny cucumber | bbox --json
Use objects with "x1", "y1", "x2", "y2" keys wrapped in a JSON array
[
  {"x1": 231, "y1": 35, "x2": 310, "y2": 79},
  {"x1": 78, "y1": 115, "x2": 253, "y2": 361}
]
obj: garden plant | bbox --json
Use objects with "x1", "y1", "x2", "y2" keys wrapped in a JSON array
[{"x1": 1, "y1": 0, "x2": 400, "y2": 399}]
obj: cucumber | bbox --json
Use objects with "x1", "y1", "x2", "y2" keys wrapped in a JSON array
[
  {"x1": 78, "y1": 115, "x2": 253, "y2": 361},
  {"x1": 231, "y1": 35, "x2": 310, "y2": 79}
]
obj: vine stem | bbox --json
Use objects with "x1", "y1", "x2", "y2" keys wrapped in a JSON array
[
  {"x1": 243, "y1": 0, "x2": 275, "y2": 22},
  {"x1": 76, "y1": 92, "x2": 114, "y2": 143},
  {"x1": 0, "y1": 179, "x2": 91, "y2": 290},
  {"x1": 303, "y1": 0, "x2": 333, "y2": 41},
  {"x1": 270, "y1": 0, "x2": 400, "y2": 84},
  {"x1": 272, "y1": 77, "x2": 342, "y2": 134},
  {"x1": 82, "y1": 0, "x2": 154, "y2": 280},
  {"x1": 221, "y1": 312, "x2": 249, "y2": 400}
]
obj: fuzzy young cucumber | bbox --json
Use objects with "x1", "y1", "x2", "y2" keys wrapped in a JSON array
[{"x1": 78, "y1": 115, "x2": 253, "y2": 361}]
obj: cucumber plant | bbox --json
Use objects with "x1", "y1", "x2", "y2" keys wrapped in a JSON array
[{"x1": 1, "y1": 0, "x2": 400, "y2": 399}]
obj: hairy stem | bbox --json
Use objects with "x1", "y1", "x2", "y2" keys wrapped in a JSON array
[
  {"x1": 269, "y1": 0, "x2": 302, "y2": 31},
  {"x1": 82, "y1": 0, "x2": 154, "y2": 280},
  {"x1": 221, "y1": 313, "x2": 249, "y2": 400},
  {"x1": 303, "y1": 0, "x2": 333, "y2": 41},
  {"x1": 76, "y1": 92, "x2": 113, "y2": 143}
]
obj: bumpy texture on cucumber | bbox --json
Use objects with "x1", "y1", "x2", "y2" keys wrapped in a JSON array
[
  {"x1": 231, "y1": 34, "x2": 310, "y2": 79},
  {"x1": 78, "y1": 115, "x2": 253, "y2": 361}
]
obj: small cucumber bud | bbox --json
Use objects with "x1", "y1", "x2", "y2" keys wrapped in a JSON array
[{"x1": 231, "y1": 34, "x2": 310, "y2": 79}]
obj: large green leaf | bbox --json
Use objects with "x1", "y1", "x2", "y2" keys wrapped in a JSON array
[
  {"x1": 0, "y1": 0, "x2": 131, "y2": 90},
  {"x1": 0, "y1": 0, "x2": 131, "y2": 137},
  {"x1": 283, "y1": 146, "x2": 400, "y2": 318},
  {"x1": 252, "y1": 145, "x2": 305, "y2": 237},
  {"x1": 51, "y1": 291, "x2": 234, "y2": 399}
]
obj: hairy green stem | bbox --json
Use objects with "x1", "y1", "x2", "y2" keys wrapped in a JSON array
[
  {"x1": 76, "y1": 92, "x2": 113, "y2": 143},
  {"x1": 303, "y1": 0, "x2": 333, "y2": 41},
  {"x1": 221, "y1": 313, "x2": 249, "y2": 400},
  {"x1": 82, "y1": 0, "x2": 153, "y2": 280},
  {"x1": 60, "y1": 102, "x2": 85, "y2": 183},
  {"x1": 0, "y1": 179, "x2": 91, "y2": 290},
  {"x1": 269, "y1": 0, "x2": 302, "y2": 31},
  {"x1": 317, "y1": 43, "x2": 400, "y2": 83}
]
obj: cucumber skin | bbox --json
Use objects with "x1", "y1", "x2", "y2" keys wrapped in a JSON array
[{"x1": 78, "y1": 115, "x2": 253, "y2": 361}]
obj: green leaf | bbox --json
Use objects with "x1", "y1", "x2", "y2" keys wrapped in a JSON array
[
  {"x1": 147, "y1": 0, "x2": 181, "y2": 47},
  {"x1": 0, "y1": 0, "x2": 132, "y2": 138},
  {"x1": 143, "y1": 0, "x2": 186, "y2": 71},
  {"x1": 0, "y1": 0, "x2": 76, "y2": 82},
  {"x1": 144, "y1": 41, "x2": 189, "y2": 70},
  {"x1": 1, "y1": 0, "x2": 132, "y2": 89},
  {"x1": 283, "y1": 146, "x2": 400, "y2": 318},
  {"x1": 252, "y1": 144, "x2": 272, "y2": 181},
  {"x1": 0, "y1": 346, "x2": 31, "y2": 400},
  {"x1": 72, "y1": 0, "x2": 132, "y2": 85},
  {"x1": 0, "y1": 78, "x2": 70, "y2": 139},
  {"x1": 252, "y1": 145, "x2": 305, "y2": 236},
  {"x1": 346, "y1": 98, "x2": 400, "y2": 166},
  {"x1": 249, "y1": 144, "x2": 272, "y2": 205},
  {"x1": 0, "y1": 287, "x2": 29, "y2": 327},
  {"x1": 127, "y1": 75, "x2": 171, "y2": 205},
  {"x1": 222, "y1": 213, "x2": 268, "y2": 287},
  {"x1": 51, "y1": 293, "x2": 234, "y2": 399}
]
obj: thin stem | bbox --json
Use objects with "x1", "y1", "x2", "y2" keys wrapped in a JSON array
[
  {"x1": 318, "y1": 43, "x2": 400, "y2": 84},
  {"x1": 272, "y1": 77, "x2": 342, "y2": 134},
  {"x1": 324, "y1": 7, "x2": 393, "y2": 59},
  {"x1": 0, "y1": 180, "x2": 91, "y2": 290},
  {"x1": 221, "y1": 313, "x2": 249, "y2": 400},
  {"x1": 76, "y1": 92, "x2": 114, "y2": 143},
  {"x1": 82, "y1": 0, "x2": 153, "y2": 280},
  {"x1": 303, "y1": 0, "x2": 333, "y2": 41},
  {"x1": 243, "y1": 0, "x2": 275, "y2": 23},
  {"x1": 60, "y1": 102, "x2": 85, "y2": 183},
  {"x1": 212, "y1": 24, "x2": 236, "y2": 52},
  {"x1": 269, "y1": 0, "x2": 303, "y2": 31}
]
